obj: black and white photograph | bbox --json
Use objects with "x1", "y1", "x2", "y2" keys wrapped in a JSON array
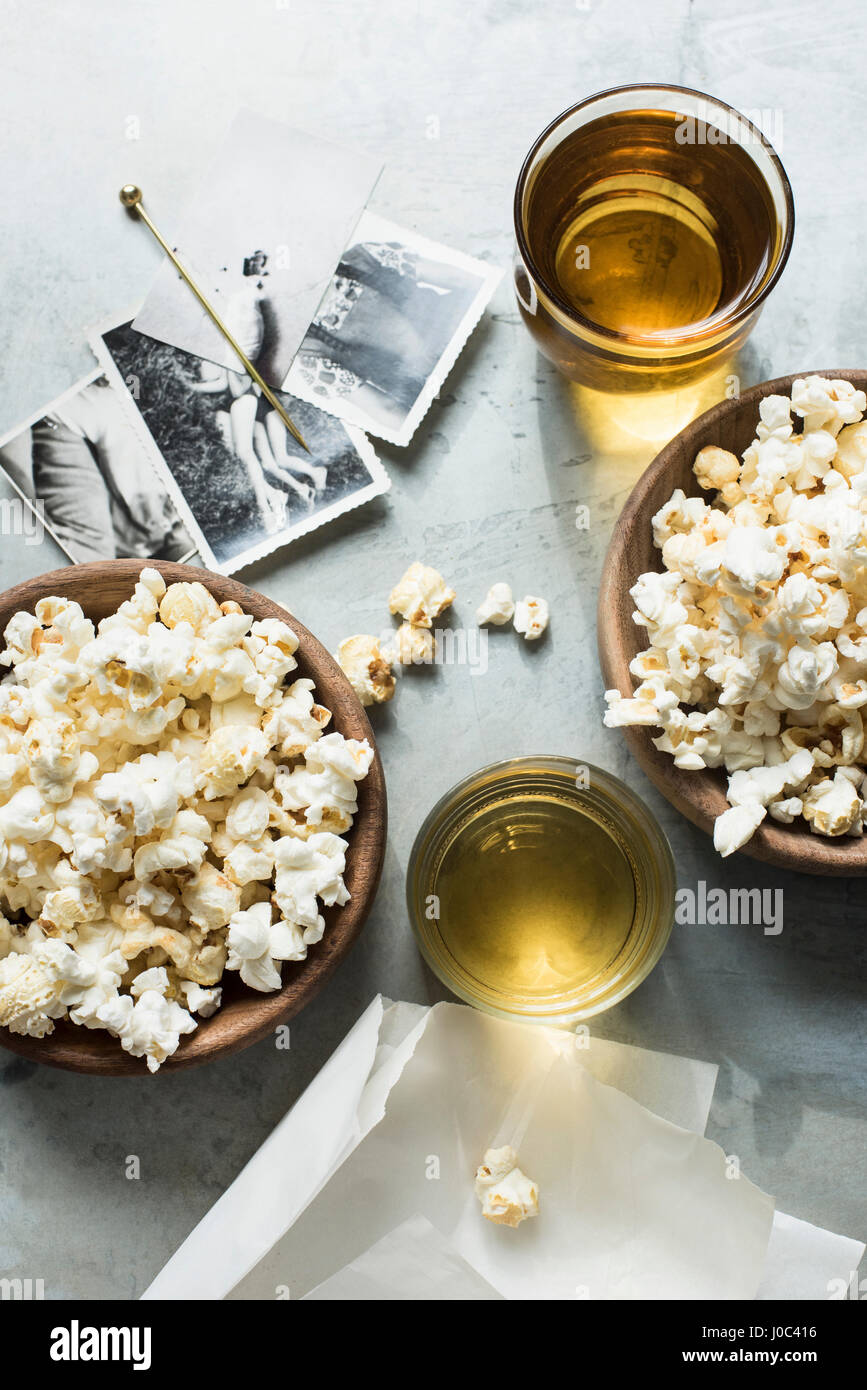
[
  {"x1": 91, "y1": 319, "x2": 390, "y2": 574},
  {"x1": 132, "y1": 110, "x2": 382, "y2": 388},
  {"x1": 285, "y1": 211, "x2": 503, "y2": 446},
  {"x1": 0, "y1": 369, "x2": 195, "y2": 564}
]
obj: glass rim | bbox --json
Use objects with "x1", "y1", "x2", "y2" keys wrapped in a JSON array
[
  {"x1": 513, "y1": 82, "x2": 796, "y2": 349},
  {"x1": 406, "y1": 754, "x2": 676, "y2": 1025}
]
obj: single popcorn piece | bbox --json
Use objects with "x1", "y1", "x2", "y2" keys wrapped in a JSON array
[
  {"x1": 0, "y1": 570, "x2": 371, "y2": 1070},
  {"x1": 389, "y1": 622, "x2": 435, "y2": 666},
  {"x1": 274, "y1": 733, "x2": 374, "y2": 833},
  {"x1": 178, "y1": 980, "x2": 222, "y2": 1017},
  {"x1": 602, "y1": 378, "x2": 867, "y2": 855},
  {"x1": 802, "y1": 772, "x2": 864, "y2": 837},
  {"x1": 476, "y1": 582, "x2": 515, "y2": 627},
  {"x1": 273, "y1": 832, "x2": 350, "y2": 933},
  {"x1": 474, "y1": 1146, "x2": 539, "y2": 1229},
  {"x1": 159, "y1": 581, "x2": 221, "y2": 634},
  {"x1": 694, "y1": 445, "x2": 741, "y2": 496},
  {"x1": 181, "y1": 862, "x2": 242, "y2": 932},
  {"x1": 713, "y1": 802, "x2": 769, "y2": 858},
  {"x1": 97, "y1": 989, "x2": 197, "y2": 1074},
  {"x1": 388, "y1": 562, "x2": 455, "y2": 629},
  {"x1": 225, "y1": 902, "x2": 281, "y2": 991},
  {"x1": 334, "y1": 635, "x2": 395, "y2": 707},
  {"x1": 0, "y1": 953, "x2": 60, "y2": 1037},
  {"x1": 514, "y1": 596, "x2": 550, "y2": 641},
  {"x1": 198, "y1": 725, "x2": 270, "y2": 799}
]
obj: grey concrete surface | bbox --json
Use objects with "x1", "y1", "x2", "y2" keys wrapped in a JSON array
[{"x1": 0, "y1": 0, "x2": 864, "y2": 1301}]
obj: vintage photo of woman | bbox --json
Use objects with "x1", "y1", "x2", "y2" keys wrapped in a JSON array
[
  {"x1": 0, "y1": 372, "x2": 194, "y2": 564},
  {"x1": 94, "y1": 320, "x2": 388, "y2": 573}
]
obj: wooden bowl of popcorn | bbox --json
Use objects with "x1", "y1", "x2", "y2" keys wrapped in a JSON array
[
  {"x1": 599, "y1": 369, "x2": 867, "y2": 875},
  {"x1": 0, "y1": 560, "x2": 387, "y2": 1073}
]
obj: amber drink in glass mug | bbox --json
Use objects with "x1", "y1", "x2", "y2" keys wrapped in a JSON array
[{"x1": 513, "y1": 84, "x2": 794, "y2": 392}]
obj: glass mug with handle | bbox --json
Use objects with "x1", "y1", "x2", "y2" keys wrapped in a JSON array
[{"x1": 513, "y1": 84, "x2": 794, "y2": 393}]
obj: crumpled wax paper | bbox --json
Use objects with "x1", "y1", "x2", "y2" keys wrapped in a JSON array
[
  {"x1": 225, "y1": 1002, "x2": 775, "y2": 1301},
  {"x1": 149, "y1": 996, "x2": 855, "y2": 1301},
  {"x1": 142, "y1": 997, "x2": 863, "y2": 1300},
  {"x1": 300, "y1": 1208, "x2": 865, "y2": 1304},
  {"x1": 757, "y1": 1211, "x2": 865, "y2": 1301},
  {"x1": 302, "y1": 1214, "x2": 503, "y2": 1300}
]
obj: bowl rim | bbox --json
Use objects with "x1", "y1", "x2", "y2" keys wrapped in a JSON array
[
  {"x1": 598, "y1": 368, "x2": 867, "y2": 876},
  {"x1": 0, "y1": 559, "x2": 388, "y2": 1073}
]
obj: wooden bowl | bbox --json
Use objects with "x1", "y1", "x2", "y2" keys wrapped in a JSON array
[
  {"x1": 599, "y1": 369, "x2": 867, "y2": 876},
  {"x1": 0, "y1": 560, "x2": 387, "y2": 1073}
]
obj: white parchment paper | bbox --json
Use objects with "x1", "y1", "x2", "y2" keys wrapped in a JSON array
[
  {"x1": 229, "y1": 1003, "x2": 773, "y2": 1301},
  {"x1": 757, "y1": 1212, "x2": 865, "y2": 1301},
  {"x1": 302, "y1": 1214, "x2": 503, "y2": 1300},
  {"x1": 142, "y1": 997, "x2": 862, "y2": 1301}
]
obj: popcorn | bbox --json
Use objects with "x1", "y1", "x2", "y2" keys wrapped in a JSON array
[
  {"x1": 0, "y1": 954, "x2": 60, "y2": 1036},
  {"x1": 388, "y1": 622, "x2": 435, "y2": 666},
  {"x1": 388, "y1": 562, "x2": 455, "y2": 628},
  {"x1": 159, "y1": 581, "x2": 221, "y2": 634},
  {"x1": 273, "y1": 832, "x2": 350, "y2": 934},
  {"x1": 178, "y1": 980, "x2": 222, "y2": 1017},
  {"x1": 35, "y1": 938, "x2": 127, "y2": 1029},
  {"x1": 474, "y1": 1146, "x2": 539, "y2": 1228},
  {"x1": 274, "y1": 733, "x2": 374, "y2": 833},
  {"x1": 39, "y1": 879, "x2": 103, "y2": 934},
  {"x1": 244, "y1": 617, "x2": 299, "y2": 697},
  {"x1": 260, "y1": 679, "x2": 330, "y2": 757},
  {"x1": 181, "y1": 862, "x2": 242, "y2": 932},
  {"x1": 132, "y1": 809, "x2": 210, "y2": 881},
  {"x1": 334, "y1": 635, "x2": 395, "y2": 707},
  {"x1": 223, "y1": 838, "x2": 275, "y2": 887},
  {"x1": 97, "y1": 989, "x2": 197, "y2": 1073},
  {"x1": 198, "y1": 725, "x2": 270, "y2": 800},
  {"x1": 694, "y1": 446, "x2": 740, "y2": 495},
  {"x1": 94, "y1": 751, "x2": 196, "y2": 835},
  {"x1": 0, "y1": 786, "x2": 55, "y2": 844},
  {"x1": 514, "y1": 596, "x2": 549, "y2": 641},
  {"x1": 23, "y1": 717, "x2": 96, "y2": 804},
  {"x1": 802, "y1": 772, "x2": 864, "y2": 836},
  {"x1": 604, "y1": 378, "x2": 867, "y2": 854},
  {"x1": 0, "y1": 572, "x2": 371, "y2": 1069},
  {"x1": 226, "y1": 902, "x2": 285, "y2": 991},
  {"x1": 476, "y1": 582, "x2": 515, "y2": 627},
  {"x1": 98, "y1": 569, "x2": 166, "y2": 637},
  {"x1": 225, "y1": 785, "x2": 271, "y2": 842}
]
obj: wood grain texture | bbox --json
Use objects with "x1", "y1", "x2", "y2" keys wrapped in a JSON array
[
  {"x1": 599, "y1": 369, "x2": 867, "y2": 877},
  {"x1": 0, "y1": 560, "x2": 387, "y2": 1074}
]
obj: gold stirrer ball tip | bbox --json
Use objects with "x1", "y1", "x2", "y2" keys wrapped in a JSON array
[{"x1": 119, "y1": 184, "x2": 143, "y2": 208}]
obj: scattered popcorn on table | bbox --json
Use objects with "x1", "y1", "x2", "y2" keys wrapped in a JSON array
[
  {"x1": 0, "y1": 570, "x2": 373, "y2": 1070},
  {"x1": 476, "y1": 582, "x2": 515, "y2": 627},
  {"x1": 388, "y1": 621, "x2": 435, "y2": 666},
  {"x1": 474, "y1": 1145, "x2": 540, "y2": 1228},
  {"x1": 514, "y1": 595, "x2": 550, "y2": 641},
  {"x1": 334, "y1": 635, "x2": 395, "y2": 707},
  {"x1": 603, "y1": 377, "x2": 867, "y2": 854},
  {"x1": 388, "y1": 562, "x2": 455, "y2": 628}
]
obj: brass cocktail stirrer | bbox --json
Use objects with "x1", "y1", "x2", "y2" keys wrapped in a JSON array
[{"x1": 119, "y1": 184, "x2": 309, "y2": 452}]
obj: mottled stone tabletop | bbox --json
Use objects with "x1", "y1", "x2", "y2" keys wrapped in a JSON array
[{"x1": 0, "y1": 0, "x2": 864, "y2": 1300}]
